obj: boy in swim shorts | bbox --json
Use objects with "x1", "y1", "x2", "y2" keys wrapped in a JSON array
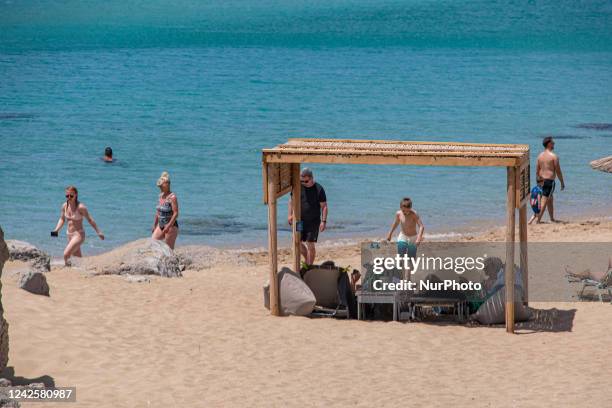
[{"x1": 386, "y1": 197, "x2": 425, "y2": 259}]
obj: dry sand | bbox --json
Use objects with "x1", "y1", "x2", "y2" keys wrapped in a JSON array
[{"x1": 3, "y1": 218, "x2": 612, "y2": 407}]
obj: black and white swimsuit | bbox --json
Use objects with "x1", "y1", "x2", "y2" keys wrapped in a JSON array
[{"x1": 157, "y1": 193, "x2": 178, "y2": 229}]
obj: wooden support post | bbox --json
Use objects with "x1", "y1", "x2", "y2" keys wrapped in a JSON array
[
  {"x1": 267, "y1": 163, "x2": 280, "y2": 316},
  {"x1": 505, "y1": 167, "x2": 516, "y2": 333},
  {"x1": 291, "y1": 163, "x2": 301, "y2": 275},
  {"x1": 519, "y1": 204, "x2": 528, "y2": 306}
]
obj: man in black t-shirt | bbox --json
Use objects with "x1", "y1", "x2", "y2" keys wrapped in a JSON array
[{"x1": 288, "y1": 168, "x2": 328, "y2": 266}]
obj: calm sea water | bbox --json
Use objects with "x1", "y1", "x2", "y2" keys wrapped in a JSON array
[{"x1": 1, "y1": 0, "x2": 611, "y2": 255}]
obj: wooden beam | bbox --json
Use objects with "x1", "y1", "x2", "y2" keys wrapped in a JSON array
[
  {"x1": 263, "y1": 161, "x2": 293, "y2": 203},
  {"x1": 262, "y1": 158, "x2": 268, "y2": 204},
  {"x1": 263, "y1": 153, "x2": 519, "y2": 167},
  {"x1": 265, "y1": 148, "x2": 526, "y2": 158},
  {"x1": 267, "y1": 163, "x2": 280, "y2": 316},
  {"x1": 287, "y1": 137, "x2": 529, "y2": 149},
  {"x1": 505, "y1": 167, "x2": 517, "y2": 333},
  {"x1": 277, "y1": 185, "x2": 292, "y2": 200},
  {"x1": 516, "y1": 161, "x2": 531, "y2": 208},
  {"x1": 291, "y1": 163, "x2": 301, "y2": 275},
  {"x1": 519, "y1": 204, "x2": 528, "y2": 306}
]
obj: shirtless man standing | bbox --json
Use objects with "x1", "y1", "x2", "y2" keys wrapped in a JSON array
[
  {"x1": 385, "y1": 197, "x2": 425, "y2": 258},
  {"x1": 536, "y1": 136, "x2": 565, "y2": 223}
]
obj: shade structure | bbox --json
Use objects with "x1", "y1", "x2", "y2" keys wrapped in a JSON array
[
  {"x1": 262, "y1": 138, "x2": 530, "y2": 334},
  {"x1": 590, "y1": 156, "x2": 612, "y2": 173},
  {"x1": 263, "y1": 138, "x2": 529, "y2": 167}
]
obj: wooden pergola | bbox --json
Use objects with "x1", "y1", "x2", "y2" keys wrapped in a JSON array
[{"x1": 262, "y1": 138, "x2": 530, "y2": 333}]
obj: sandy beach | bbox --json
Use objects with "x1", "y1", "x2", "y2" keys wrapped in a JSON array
[
  {"x1": 3, "y1": 217, "x2": 612, "y2": 407},
  {"x1": 3, "y1": 2, "x2": 611, "y2": 407}
]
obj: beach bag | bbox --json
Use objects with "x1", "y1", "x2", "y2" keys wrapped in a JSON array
[
  {"x1": 472, "y1": 286, "x2": 532, "y2": 325},
  {"x1": 337, "y1": 271, "x2": 358, "y2": 319},
  {"x1": 263, "y1": 267, "x2": 316, "y2": 316},
  {"x1": 302, "y1": 265, "x2": 341, "y2": 308}
]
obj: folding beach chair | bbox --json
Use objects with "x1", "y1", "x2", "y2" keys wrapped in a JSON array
[{"x1": 566, "y1": 266, "x2": 612, "y2": 303}]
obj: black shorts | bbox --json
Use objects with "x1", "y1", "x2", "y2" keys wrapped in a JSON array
[
  {"x1": 542, "y1": 179, "x2": 555, "y2": 197},
  {"x1": 301, "y1": 219, "x2": 320, "y2": 242}
]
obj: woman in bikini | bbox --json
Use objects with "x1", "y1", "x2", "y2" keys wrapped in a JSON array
[
  {"x1": 151, "y1": 171, "x2": 179, "y2": 249},
  {"x1": 52, "y1": 185, "x2": 105, "y2": 266}
]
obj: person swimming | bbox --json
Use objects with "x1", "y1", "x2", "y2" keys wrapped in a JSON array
[
  {"x1": 151, "y1": 171, "x2": 179, "y2": 249},
  {"x1": 103, "y1": 146, "x2": 114, "y2": 163},
  {"x1": 51, "y1": 185, "x2": 105, "y2": 266}
]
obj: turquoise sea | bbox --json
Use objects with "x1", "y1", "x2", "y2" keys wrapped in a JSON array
[{"x1": 1, "y1": 0, "x2": 611, "y2": 255}]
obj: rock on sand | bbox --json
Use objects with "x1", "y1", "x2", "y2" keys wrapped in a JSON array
[
  {"x1": 0, "y1": 228, "x2": 10, "y2": 373},
  {"x1": 6, "y1": 240, "x2": 50, "y2": 272},
  {"x1": 80, "y1": 239, "x2": 182, "y2": 277},
  {"x1": 18, "y1": 271, "x2": 50, "y2": 297}
]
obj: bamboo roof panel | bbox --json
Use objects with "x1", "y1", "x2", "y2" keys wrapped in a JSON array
[{"x1": 263, "y1": 138, "x2": 529, "y2": 167}]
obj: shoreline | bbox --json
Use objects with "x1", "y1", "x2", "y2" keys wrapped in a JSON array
[
  {"x1": 23, "y1": 213, "x2": 612, "y2": 265},
  {"x1": 21, "y1": 207, "x2": 612, "y2": 259},
  {"x1": 53, "y1": 214, "x2": 610, "y2": 271}
]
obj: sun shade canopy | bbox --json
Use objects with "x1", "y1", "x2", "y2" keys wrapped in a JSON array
[
  {"x1": 262, "y1": 138, "x2": 530, "y2": 167},
  {"x1": 261, "y1": 137, "x2": 530, "y2": 334}
]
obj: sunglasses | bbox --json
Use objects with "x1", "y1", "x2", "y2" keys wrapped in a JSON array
[
  {"x1": 66, "y1": 194, "x2": 75, "y2": 199},
  {"x1": 300, "y1": 178, "x2": 311, "y2": 183}
]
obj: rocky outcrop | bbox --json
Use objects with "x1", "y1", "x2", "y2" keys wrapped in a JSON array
[
  {"x1": 5, "y1": 240, "x2": 52, "y2": 296},
  {"x1": 0, "y1": 379, "x2": 44, "y2": 407},
  {"x1": 18, "y1": 271, "x2": 50, "y2": 297},
  {"x1": 0, "y1": 390, "x2": 20, "y2": 407},
  {"x1": 6, "y1": 240, "x2": 50, "y2": 272},
  {"x1": 81, "y1": 239, "x2": 182, "y2": 277},
  {"x1": 0, "y1": 228, "x2": 10, "y2": 374}
]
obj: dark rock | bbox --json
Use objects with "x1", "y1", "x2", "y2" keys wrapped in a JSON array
[
  {"x1": 0, "y1": 228, "x2": 10, "y2": 375},
  {"x1": 6, "y1": 241, "x2": 50, "y2": 272},
  {"x1": 18, "y1": 271, "x2": 50, "y2": 296}
]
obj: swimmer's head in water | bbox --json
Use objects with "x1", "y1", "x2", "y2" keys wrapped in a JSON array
[
  {"x1": 157, "y1": 171, "x2": 171, "y2": 191},
  {"x1": 65, "y1": 185, "x2": 79, "y2": 205},
  {"x1": 105, "y1": 147, "x2": 113, "y2": 158}
]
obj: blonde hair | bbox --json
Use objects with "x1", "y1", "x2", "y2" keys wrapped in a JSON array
[{"x1": 156, "y1": 171, "x2": 171, "y2": 187}]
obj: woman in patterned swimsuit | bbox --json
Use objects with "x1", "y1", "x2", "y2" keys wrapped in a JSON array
[
  {"x1": 151, "y1": 171, "x2": 179, "y2": 249},
  {"x1": 52, "y1": 185, "x2": 105, "y2": 266}
]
